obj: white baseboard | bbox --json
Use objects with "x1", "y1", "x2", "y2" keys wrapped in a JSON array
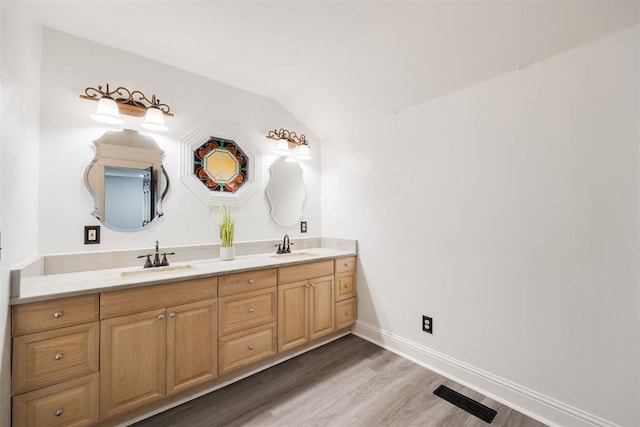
[{"x1": 352, "y1": 320, "x2": 619, "y2": 427}]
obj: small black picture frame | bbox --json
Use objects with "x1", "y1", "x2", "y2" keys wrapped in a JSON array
[{"x1": 84, "y1": 225, "x2": 100, "y2": 244}]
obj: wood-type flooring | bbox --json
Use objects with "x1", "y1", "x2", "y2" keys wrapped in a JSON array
[{"x1": 133, "y1": 334, "x2": 547, "y2": 427}]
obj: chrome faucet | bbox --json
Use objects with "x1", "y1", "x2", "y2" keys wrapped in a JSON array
[{"x1": 137, "y1": 240, "x2": 175, "y2": 268}]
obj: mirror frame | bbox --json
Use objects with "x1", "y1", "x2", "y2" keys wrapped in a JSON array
[{"x1": 84, "y1": 129, "x2": 169, "y2": 231}]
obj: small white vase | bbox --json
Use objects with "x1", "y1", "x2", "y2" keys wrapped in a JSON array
[{"x1": 220, "y1": 246, "x2": 235, "y2": 261}]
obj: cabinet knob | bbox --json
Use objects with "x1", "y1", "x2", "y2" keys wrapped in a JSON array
[
  {"x1": 55, "y1": 409, "x2": 63, "y2": 417},
  {"x1": 54, "y1": 353, "x2": 63, "y2": 361},
  {"x1": 305, "y1": 283, "x2": 310, "y2": 288},
  {"x1": 248, "y1": 279, "x2": 255, "y2": 284},
  {"x1": 53, "y1": 312, "x2": 63, "y2": 318},
  {"x1": 344, "y1": 284, "x2": 348, "y2": 288},
  {"x1": 248, "y1": 308, "x2": 254, "y2": 313},
  {"x1": 344, "y1": 263, "x2": 349, "y2": 267},
  {"x1": 248, "y1": 345, "x2": 254, "y2": 351},
  {"x1": 158, "y1": 314, "x2": 165, "y2": 320},
  {"x1": 345, "y1": 313, "x2": 350, "y2": 317},
  {"x1": 169, "y1": 313, "x2": 176, "y2": 319}
]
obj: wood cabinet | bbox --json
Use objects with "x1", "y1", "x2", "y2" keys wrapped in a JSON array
[
  {"x1": 334, "y1": 257, "x2": 357, "y2": 329},
  {"x1": 278, "y1": 261, "x2": 336, "y2": 352},
  {"x1": 13, "y1": 322, "x2": 99, "y2": 395},
  {"x1": 335, "y1": 298, "x2": 357, "y2": 330},
  {"x1": 100, "y1": 308, "x2": 166, "y2": 419},
  {"x1": 11, "y1": 254, "x2": 356, "y2": 426},
  {"x1": 13, "y1": 373, "x2": 99, "y2": 427},
  {"x1": 167, "y1": 299, "x2": 218, "y2": 395},
  {"x1": 100, "y1": 278, "x2": 218, "y2": 420},
  {"x1": 218, "y1": 269, "x2": 277, "y2": 374},
  {"x1": 12, "y1": 294, "x2": 99, "y2": 336},
  {"x1": 11, "y1": 295, "x2": 100, "y2": 427}
]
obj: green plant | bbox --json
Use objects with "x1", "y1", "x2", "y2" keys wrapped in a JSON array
[{"x1": 219, "y1": 205, "x2": 235, "y2": 247}]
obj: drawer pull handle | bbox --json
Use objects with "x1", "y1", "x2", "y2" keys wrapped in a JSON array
[
  {"x1": 169, "y1": 313, "x2": 176, "y2": 319},
  {"x1": 248, "y1": 279, "x2": 255, "y2": 284},
  {"x1": 158, "y1": 314, "x2": 165, "y2": 320},
  {"x1": 55, "y1": 409, "x2": 63, "y2": 417},
  {"x1": 248, "y1": 345, "x2": 254, "y2": 351},
  {"x1": 53, "y1": 312, "x2": 63, "y2": 318},
  {"x1": 248, "y1": 308, "x2": 254, "y2": 313},
  {"x1": 54, "y1": 353, "x2": 63, "y2": 361}
]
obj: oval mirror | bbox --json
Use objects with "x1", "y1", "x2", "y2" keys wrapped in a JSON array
[
  {"x1": 84, "y1": 129, "x2": 169, "y2": 231},
  {"x1": 265, "y1": 157, "x2": 306, "y2": 227}
]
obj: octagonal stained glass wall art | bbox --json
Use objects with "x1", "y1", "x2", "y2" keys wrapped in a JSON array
[
  {"x1": 180, "y1": 120, "x2": 261, "y2": 207},
  {"x1": 194, "y1": 136, "x2": 248, "y2": 193}
]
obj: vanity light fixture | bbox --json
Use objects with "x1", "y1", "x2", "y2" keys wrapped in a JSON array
[
  {"x1": 266, "y1": 128, "x2": 312, "y2": 160},
  {"x1": 80, "y1": 84, "x2": 174, "y2": 131}
]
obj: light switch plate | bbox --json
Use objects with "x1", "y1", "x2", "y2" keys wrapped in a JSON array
[{"x1": 84, "y1": 225, "x2": 100, "y2": 244}]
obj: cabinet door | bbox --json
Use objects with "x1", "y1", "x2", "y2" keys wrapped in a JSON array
[
  {"x1": 309, "y1": 275, "x2": 335, "y2": 341},
  {"x1": 219, "y1": 288, "x2": 277, "y2": 336},
  {"x1": 13, "y1": 322, "x2": 99, "y2": 394},
  {"x1": 278, "y1": 281, "x2": 309, "y2": 352},
  {"x1": 219, "y1": 323, "x2": 277, "y2": 375},
  {"x1": 166, "y1": 299, "x2": 217, "y2": 396},
  {"x1": 100, "y1": 308, "x2": 166, "y2": 420},
  {"x1": 13, "y1": 373, "x2": 99, "y2": 427}
]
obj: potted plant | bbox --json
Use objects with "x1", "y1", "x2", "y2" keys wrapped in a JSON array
[{"x1": 219, "y1": 205, "x2": 235, "y2": 261}]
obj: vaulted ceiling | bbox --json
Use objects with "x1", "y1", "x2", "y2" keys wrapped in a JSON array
[{"x1": 22, "y1": 1, "x2": 640, "y2": 138}]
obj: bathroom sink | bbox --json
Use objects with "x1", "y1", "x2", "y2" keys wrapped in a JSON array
[
  {"x1": 121, "y1": 264, "x2": 195, "y2": 278},
  {"x1": 269, "y1": 252, "x2": 314, "y2": 260}
]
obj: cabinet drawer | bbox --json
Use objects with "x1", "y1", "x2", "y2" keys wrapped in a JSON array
[
  {"x1": 335, "y1": 273, "x2": 356, "y2": 302},
  {"x1": 101, "y1": 277, "x2": 217, "y2": 319},
  {"x1": 335, "y1": 257, "x2": 356, "y2": 274},
  {"x1": 219, "y1": 269, "x2": 276, "y2": 297},
  {"x1": 13, "y1": 373, "x2": 99, "y2": 427},
  {"x1": 278, "y1": 260, "x2": 334, "y2": 285},
  {"x1": 13, "y1": 322, "x2": 99, "y2": 395},
  {"x1": 219, "y1": 323, "x2": 276, "y2": 374},
  {"x1": 335, "y1": 298, "x2": 357, "y2": 330},
  {"x1": 12, "y1": 295, "x2": 99, "y2": 336},
  {"x1": 219, "y1": 288, "x2": 276, "y2": 336}
]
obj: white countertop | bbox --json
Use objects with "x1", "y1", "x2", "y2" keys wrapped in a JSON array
[{"x1": 12, "y1": 247, "x2": 356, "y2": 305}]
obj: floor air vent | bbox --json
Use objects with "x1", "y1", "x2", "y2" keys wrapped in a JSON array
[{"x1": 433, "y1": 385, "x2": 497, "y2": 424}]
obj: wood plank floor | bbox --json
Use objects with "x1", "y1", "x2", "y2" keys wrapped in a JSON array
[{"x1": 133, "y1": 335, "x2": 547, "y2": 427}]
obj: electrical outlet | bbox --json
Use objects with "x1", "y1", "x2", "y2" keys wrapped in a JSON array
[
  {"x1": 300, "y1": 221, "x2": 308, "y2": 233},
  {"x1": 84, "y1": 225, "x2": 100, "y2": 244},
  {"x1": 422, "y1": 315, "x2": 433, "y2": 334}
]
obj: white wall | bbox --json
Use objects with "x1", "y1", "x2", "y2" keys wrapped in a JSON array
[
  {"x1": 0, "y1": 3, "x2": 42, "y2": 425},
  {"x1": 323, "y1": 27, "x2": 639, "y2": 426},
  {"x1": 38, "y1": 28, "x2": 321, "y2": 254}
]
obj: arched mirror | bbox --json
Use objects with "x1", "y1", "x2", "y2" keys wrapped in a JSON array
[
  {"x1": 84, "y1": 129, "x2": 169, "y2": 231},
  {"x1": 265, "y1": 157, "x2": 306, "y2": 227}
]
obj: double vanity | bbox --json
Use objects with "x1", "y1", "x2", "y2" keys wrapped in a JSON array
[{"x1": 10, "y1": 242, "x2": 357, "y2": 426}]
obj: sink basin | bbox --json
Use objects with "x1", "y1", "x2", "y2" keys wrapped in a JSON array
[
  {"x1": 269, "y1": 252, "x2": 313, "y2": 259},
  {"x1": 121, "y1": 264, "x2": 195, "y2": 278}
]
